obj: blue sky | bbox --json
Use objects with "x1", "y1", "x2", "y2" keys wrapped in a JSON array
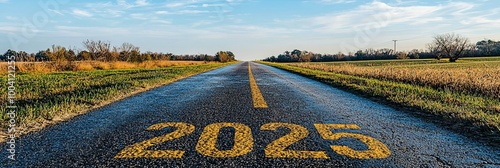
[{"x1": 1, "y1": 0, "x2": 499, "y2": 60}]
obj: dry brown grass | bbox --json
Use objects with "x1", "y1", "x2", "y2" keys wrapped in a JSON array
[
  {"x1": 91, "y1": 61, "x2": 111, "y2": 70},
  {"x1": 0, "y1": 62, "x2": 56, "y2": 74},
  {"x1": 0, "y1": 61, "x2": 211, "y2": 74},
  {"x1": 290, "y1": 62, "x2": 500, "y2": 99},
  {"x1": 73, "y1": 61, "x2": 95, "y2": 71},
  {"x1": 139, "y1": 60, "x2": 206, "y2": 68},
  {"x1": 110, "y1": 61, "x2": 136, "y2": 69}
]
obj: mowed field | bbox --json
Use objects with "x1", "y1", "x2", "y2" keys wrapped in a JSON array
[
  {"x1": 260, "y1": 57, "x2": 500, "y2": 143},
  {"x1": 0, "y1": 61, "x2": 233, "y2": 142},
  {"x1": 296, "y1": 57, "x2": 500, "y2": 99}
]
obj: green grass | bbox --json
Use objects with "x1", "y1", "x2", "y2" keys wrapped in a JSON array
[
  {"x1": 259, "y1": 60, "x2": 500, "y2": 143},
  {"x1": 0, "y1": 62, "x2": 234, "y2": 138}
]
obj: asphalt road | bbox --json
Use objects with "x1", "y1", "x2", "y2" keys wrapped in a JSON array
[{"x1": 2, "y1": 62, "x2": 499, "y2": 167}]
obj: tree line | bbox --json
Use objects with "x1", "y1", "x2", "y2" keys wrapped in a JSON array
[
  {"x1": 0, "y1": 40, "x2": 237, "y2": 63},
  {"x1": 263, "y1": 34, "x2": 500, "y2": 62},
  {"x1": 215, "y1": 51, "x2": 236, "y2": 63}
]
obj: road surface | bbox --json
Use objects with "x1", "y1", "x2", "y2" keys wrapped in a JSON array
[{"x1": 1, "y1": 62, "x2": 499, "y2": 167}]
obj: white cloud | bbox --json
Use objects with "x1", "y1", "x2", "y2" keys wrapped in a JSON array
[
  {"x1": 165, "y1": 2, "x2": 188, "y2": 8},
  {"x1": 192, "y1": 20, "x2": 217, "y2": 27},
  {"x1": 269, "y1": 1, "x2": 491, "y2": 53},
  {"x1": 154, "y1": 9, "x2": 209, "y2": 15},
  {"x1": 202, "y1": 3, "x2": 225, "y2": 7},
  {"x1": 155, "y1": 11, "x2": 169, "y2": 15},
  {"x1": 225, "y1": 0, "x2": 247, "y2": 3},
  {"x1": 319, "y1": 0, "x2": 355, "y2": 4},
  {"x1": 306, "y1": 1, "x2": 476, "y2": 33},
  {"x1": 55, "y1": 26, "x2": 130, "y2": 36},
  {"x1": 85, "y1": 2, "x2": 125, "y2": 18},
  {"x1": 5, "y1": 16, "x2": 17, "y2": 20},
  {"x1": 116, "y1": 0, "x2": 133, "y2": 8},
  {"x1": 0, "y1": 26, "x2": 21, "y2": 32},
  {"x1": 178, "y1": 10, "x2": 209, "y2": 14},
  {"x1": 150, "y1": 20, "x2": 171, "y2": 24},
  {"x1": 48, "y1": 9, "x2": 64, "y2": 16},
  {"x1": 154, "y1": 9, "x2": 210, "y2": 15},
  {"x1": 135, "y1": 0, "x2": 148, "y2": 6},
  {"x1": 115, "y1": 0, "x2": 148, "y2": 8},
  {"x1": 304, "y1": 0, "x2": 355, "y2": 4},
  {"x1": 0, "y1": 22, "x2": 41, "y2": 34},
  {"x1": 163, "y1": 0, "x2": 228, "y2": 8},
  {"x1": 130, "y1": 13, "x2": 147, "y2": 20},
  {"x1": 72, "y1": 9, "x2": 93, "y2": 17}
]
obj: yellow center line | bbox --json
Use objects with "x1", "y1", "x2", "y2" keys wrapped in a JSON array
[{"x1": 248, "y1": 63, "x2": 268, "y2": 108}]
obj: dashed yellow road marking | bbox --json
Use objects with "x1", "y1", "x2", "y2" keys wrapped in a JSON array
[
  {"x1": 114, "y1": 122, "x2": 195, "y2": 159},
  {"x1": 196, "y1": 122, "x2": 254, "y2": 158},
  {"x1": 314, "y1": 124, "x2": 391, "y2": 159},
  {"x1": 261, "y1": 123, "x2": 329, "y2": 159},
  {"x1": 248, "y1": 63, "x2": 268, "y2": 108}
]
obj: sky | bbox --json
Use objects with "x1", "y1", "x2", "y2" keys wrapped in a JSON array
[{"x1": 1, "y1": 0, "x2": 499, "y2": 60}]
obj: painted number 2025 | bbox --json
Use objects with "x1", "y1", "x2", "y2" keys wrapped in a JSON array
[{"x1": 115, "y1": 122, "x2": 391, "y2": 159}]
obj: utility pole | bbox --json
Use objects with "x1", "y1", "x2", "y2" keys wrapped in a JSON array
[{"x1": 392, "y1": 40, "x2": 398, "y2": 53}]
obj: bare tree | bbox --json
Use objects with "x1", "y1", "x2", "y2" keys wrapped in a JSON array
[
  {"x1": 409, "y1": 49, "x2": 420, "y2": 59},
  {"x1": 50, "y1": 45, "x2": 67, "y2": 62},
  {"x1": 82, "y1": 40, "x2": 111, "y2": 61},
  {"x1": 396, "y1": 52, "x2": 408, "y2": 59},
  {"x1": 427, "y1": 43, "x2": 442, "y2": 60},
  {"x1": 82, "y1": 39, "x2": 97, "y2": 60},
  {"x1": 96, "y1": 40, "x2": 111, "y2": 61},
  {"x1": 428, "y1": 33, "x2": 473, "y2": 62},
  {"x1": 118, "y1": 42, "x2": 140, "y2": 61},
  {"x1": 215, "y1": 51, "x2": 229, "y2": 62},
  {"x1": 111, "y1": 46, "x2": 120, "y2": 61}
]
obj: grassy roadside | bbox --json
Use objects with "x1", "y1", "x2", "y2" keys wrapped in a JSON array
[
  {"x1": 0, "y1": 62, "x2": 235, "y2": 143},
  {"x1": 0, "y1": 60, "x2": 211, "y2": 74},
  {"x1": 258, "y1": 61, "x2": 500, "y2": 144}
]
